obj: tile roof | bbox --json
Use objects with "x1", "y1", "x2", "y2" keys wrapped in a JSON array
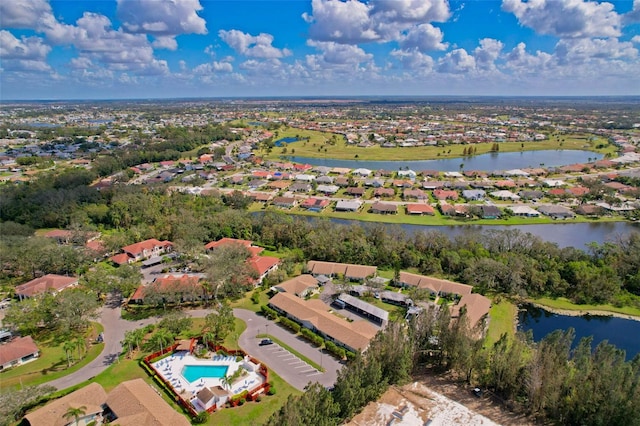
[
  {"x1": 0, "y1": 336, "x2": 39, "y2": 366},
  {"x1": 269, "y1": 292, "x2": 377, "y2": 351},
  {"x1": 275, "y1": 275, "x2": 318, "y2": 296},
  {"x1": 106, "y1": 378, "x2": 191, "y2": 426},
  {"x1": 204, "y1": 237, "x2": 253, "y2": 251},
  {"x1": 24, "y1": 382, "x2": 107, "y2": 426},
  {"x1": 15, "y1": 274, "x2": 78, "y2": 298},
  {"x1": 399, "y1": 272, "x2": 473, "y2": 296},
  {"x1": 122, "y1": 239, "x2": 173, "y2": 256}
]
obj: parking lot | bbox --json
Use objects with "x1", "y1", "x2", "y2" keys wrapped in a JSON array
[{"x1": 235, "y1": 309, "x2": 342, "y2": 391}]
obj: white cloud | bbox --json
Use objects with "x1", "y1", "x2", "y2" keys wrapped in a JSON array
[
  {"x1": 69, "y1": 56, "x2": 93, "y2": 69},
  {"x1": 437, "y1": 48, "x2": 476, "y2": 73},
  {"x1": 399, "y1": 23, "x2": 447, "y2": 52},
  {"x1": 305, "y1": 0, "x2": 451, "y2": 44},
  {"x1": 504, "y1": 42, "x2": 554, "y2": 73},
  {"x1": 390, "y1": 48, "x2": 435, "y2": 71},
  {"x1": 116, "y1": 0, "x2": 207, "y2": 36},
  {"x1": 219, "y1": 30, "x2": 292, "y2": 58},
  {"x1": 555, "y1": 38, "x2": 637, "y2": 64},
  {"x1": 370, "y1": 0, "x2": 450, "y2": 23},
  {"x1": 152, "y1": 36, "x2": 178, "y2": 50},
  {"x1": 305, "y1": 0, "x2": 376, "y2": 44},
  {"x1": 307, "y1": 40, "x2": 374, "y2": 65},
  {"x1": 0, "y1": 31, "x2": 50, "y2": 60},
  {"x1": 194, "y1": 60, "x2": 234, "y2": 74},
  {"x1": 0, "y1": 0, "x2": 52, "y2": 29},
  {"x1": 632, "y1": 35, "x2": 640, "y2": 45},
  {"x1": 474, "y1": 38, "x2": 504, "y2": 71},
  {"x1": 502, "y1": 0, "x2": 621, "y2": 38},
  {"x1": 624, "y1": 0, "x2": 640, "y2": 24}
]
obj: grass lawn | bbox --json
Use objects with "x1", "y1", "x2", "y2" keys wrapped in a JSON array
[
  {"x1": 530, "y1": 297, "x2": 640, "y2": 318},
  {"x1": 280, "y1": 204, "x2": 623, "y2": 226},
  {"x1": 0, "y1": 323, "x2": 104, "y2": 391},
  {"x1": 484, "y1": 296, "x2": 518, "y2": 347},
  {"x1": 231, "y1": 289, "x2": 270, "y2": 313},
  {"x1": 206, "y1": 370, "x2": 301, "y2": 426},
  {"x1": 263, "y1": 134, "x2": 613, "y2": 162}
]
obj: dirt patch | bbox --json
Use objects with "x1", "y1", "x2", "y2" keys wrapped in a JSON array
[{"x1": 347, "y1": 374, "x2": 536, "y2": 426}]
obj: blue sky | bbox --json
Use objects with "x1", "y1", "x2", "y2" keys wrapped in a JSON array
[{"x1": 1, "y1": 0, "x2": 640, "y2": 99}]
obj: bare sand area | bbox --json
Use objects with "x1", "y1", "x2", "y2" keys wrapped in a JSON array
[{"x1": 348, "y1": 374, "x2": 535, "y2": 426}]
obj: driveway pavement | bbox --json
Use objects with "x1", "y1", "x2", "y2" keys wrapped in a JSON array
[
  {"x1": 47, "y1": 294, "x2": 158, "y2": 390},
  {"x1": 234, "y1": 309, "x2": 343, "y2": 391},
  {"x1": 41, "y1": 303, "x2": 342, "y2": 393}
]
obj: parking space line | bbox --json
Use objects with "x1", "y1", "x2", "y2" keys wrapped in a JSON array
[
  {"x1": 306, "y1": 372, "x2": 323, "y2": 377},
  {"x1": 294, "y1": 364, "x2": 309, "y2": 369}
]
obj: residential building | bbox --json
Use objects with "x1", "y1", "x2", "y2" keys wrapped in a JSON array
[
  {"x1": 335, "y1": 200, "x2": 362, "y2": 212},
  {"x1": 269, "y1": 292, "x2": 378, "y2": 352},
  {"x1": 397, "y1": 272, "x2": 472, "y2": 297},
  {"x1": 23, "y1": 382, "x2": 108, "y2": 426},
  {"x1": 15, "y1": 274, "x2": 79, "y2": 300},
  {"x1": 537, "y1": 205, "x2": 576, "y2": 219},
  {"x1": 306, "y1": 260, "x2": 377, "y2": 281},
  {"x1": 337, "y1": 293, "x2": 389, "y2": 327},
  {"x1": 370, "y1": 202, "x2": 397, "y2": 214},
  {"x1": 119, "y1": 238, "x2": 174, "y2": 263},
  {"x1": 0, "y1": 336, "x2": 39, "y2": 370},
  {"x1": 405, "y1": 204, "x2": 435, "y2": 215},
  {"x1": 273, "y1": 275, "x2": 318, "y2": 298}
]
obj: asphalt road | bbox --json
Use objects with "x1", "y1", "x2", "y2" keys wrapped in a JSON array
[
  {"x1": 234, "y1": 309, "x2": 342, "y2": 391},
  {"x1": 47, "y1": 295, "x2": 158, "y2": 390},
  {"x1": 44, "y1": 300, "x2": 340, "y2": 393}
]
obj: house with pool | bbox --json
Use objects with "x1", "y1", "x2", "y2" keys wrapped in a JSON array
[{"x1": 144, "y1": 339, "x2": 269, "y2": 414}]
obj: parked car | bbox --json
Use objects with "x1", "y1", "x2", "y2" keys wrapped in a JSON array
[{"x1": 259, "y1": 338, "x2": 273, "y2": 346}]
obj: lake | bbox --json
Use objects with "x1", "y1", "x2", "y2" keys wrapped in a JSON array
[
  {"x1": 518, "y1": 304, "x2": 640, "y2": 360},
  {"x1": 322, "y1": 219, "x2": 640, "y2": 249},
  {"x1": 275, "y1": 137, "x2": 302, "y2": 147},
  {"x1": 287, "y1": 150, "x2": 602, "y2": 172}
]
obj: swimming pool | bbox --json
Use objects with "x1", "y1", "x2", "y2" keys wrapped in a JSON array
[{"x1": 181, "y1": 365, "x2": 228, "y2": 383}]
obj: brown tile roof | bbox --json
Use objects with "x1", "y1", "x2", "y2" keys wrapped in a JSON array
[
  {"x1": 15, "y1": 274, "x2": 78, "y2": 298},
  {"x1": 399, "y1": 272, "x2": 472, "y2": 296},
  {"x1": 306, "y1": 261, "x2": 377, "y2": 279},
  {"x1": 275, "y1": 275, "x2": 318, "y2": 296},
  {"x1": 450, "y1": 293, "x2": 491, "y2": 329},
  {"x1": 122, "y1": 239, "x2": 173, "y2": 256},
  {"x1": 24, "y1": 382, "x2": 107, "y2": 426},
  {"x1": 110, "y1": 253, "x2": 132, "y2": 265},
  {"x1": 0, "y1": 336, "x2": 39, "y2": 366},
  {"x1": 406, "y1": 204, "x2": 435, "y2": 215},
  {"x1": 106, "y1": 378, "x2": 190, "y2": 426},
  {"x1": 269, "y1": 292, "x2": 377, "y2": 351},
  {"x1": 204, "y1": 237, "x2": 253, "y2": 250}
]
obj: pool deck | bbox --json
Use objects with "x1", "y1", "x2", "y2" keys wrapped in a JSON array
[{"x1": 152, "y1": 350, "x2": 265, "y2": 405}]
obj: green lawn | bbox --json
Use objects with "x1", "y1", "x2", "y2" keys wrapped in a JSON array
[
  {"x1": 530, "y1": 297, "x2": 640, "y2": 318},
  {"x1": 206, "y1": 370, "x2": 301, "y2": 426},
  {"x1": 279, "y1": 204, "x2": 623, "y2": 226},
  {"x1": 231, "y1": 289, "x2": 270, "y2": 313},
  {"x1": 263, "y1": 134, "x2": 613, "y2": 162},
  {"x1": 0, "y1": 323, "x2": 104, "y2": 391},
  {"x1": 484, "y1": 296, "x2": 518, "y2": 347}
]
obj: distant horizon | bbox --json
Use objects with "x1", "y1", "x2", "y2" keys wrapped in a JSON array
[
  {"x1": 3, "y1": 94, "x2": 640, "y2": 104},
  {"x1": 2, "y1": 1, "x2": 639, "y2": 99}
]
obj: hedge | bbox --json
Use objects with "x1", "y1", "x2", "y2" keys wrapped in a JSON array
[
  {"x1": 300, "y1": 328, "x2": 323, "y2": 347},
  {"x1": 279, "y1": 317, "x2": 301, "y2": 333},
  {"x1": 261, "y1": 305, "x2": 278, "y2": 320}
]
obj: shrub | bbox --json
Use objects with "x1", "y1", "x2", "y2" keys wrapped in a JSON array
[
  {"x1": 345, "y1": 350, "x2": 357, "y2": 361},
  {"x1": 193, "y1": 411, "x2": 209, "y2": 424},
  {"x1": 251, "y1": 291, "x2": 261, "y2": 304},
  {"x1": 279, "y1": 317, "x2": 301, "y2": 333},
  {"x1": 238, "y1": 398, "x2": 246, "y2": 406},
  {"x1": 267, "y1": 387, "x2": 276, "y2": 395},
  {"x1": 261, "y1": 305, "x2": 278, "y2": 320},
  {"x1": 255, "y1": 395, "x2": 262, "y2": 402}
]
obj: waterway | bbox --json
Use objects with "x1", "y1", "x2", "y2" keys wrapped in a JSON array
[
  {"x1": 287, "y1": 150, "x2": 602, "y2": 172},
  {"x1": 518, "y1": 304, "x2": 640, "y2": 360},
  {"x1": 321, "y1": 219, "x2": 640, "y2": 249}
]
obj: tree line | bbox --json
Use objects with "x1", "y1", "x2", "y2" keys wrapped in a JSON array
[{"x1": 266, "y1": 307, "x2": 640, "y2": 426}]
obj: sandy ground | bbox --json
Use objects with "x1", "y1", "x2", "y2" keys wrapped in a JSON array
[{"x1": 348, "y1": 375, "x2": 535, "y2": 426}]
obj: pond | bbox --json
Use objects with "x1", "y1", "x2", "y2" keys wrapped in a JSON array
[
  {"x1": 286, "y1": 150, "x2": 602, "y2": 172},
  {"x1": 274, "y1": 137, "x2": 302, "y2": 147},
  {"x1": 518, "y1": 304, "x2": 640, "y2": 360}
]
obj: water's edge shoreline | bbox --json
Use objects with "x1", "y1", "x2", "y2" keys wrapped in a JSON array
[{"x1": 523, "y1": 299, "x2": 640, "y2": 322}]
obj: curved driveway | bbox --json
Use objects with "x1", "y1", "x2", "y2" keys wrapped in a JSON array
[{"x1": 46, "y1": 298, "x2": 341, "y2": 392}]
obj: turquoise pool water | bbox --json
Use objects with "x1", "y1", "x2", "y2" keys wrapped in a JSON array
[{"x1": 181, "y1": 365, "x2": 228, "y2": 383}]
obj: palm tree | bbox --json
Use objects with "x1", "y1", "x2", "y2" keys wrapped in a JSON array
[
  {"x1": 63, "y1": 340, "x2": 75, "y2": 367},
  {"x1": 221, "y1": 374, "x2": 233, "y2": 391},
  {"x1": 74, "y1": 337, "x2": 86, "y2": 361},
  {"x1": 63, "y1": 405, "x2": 87, "y2": 426},
  {"x1": 148, "y1": 329, "x2": 174, "y2": 353},
  {"x1": 122, "y1": 330, "x2": 136, "y2": 356}
]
